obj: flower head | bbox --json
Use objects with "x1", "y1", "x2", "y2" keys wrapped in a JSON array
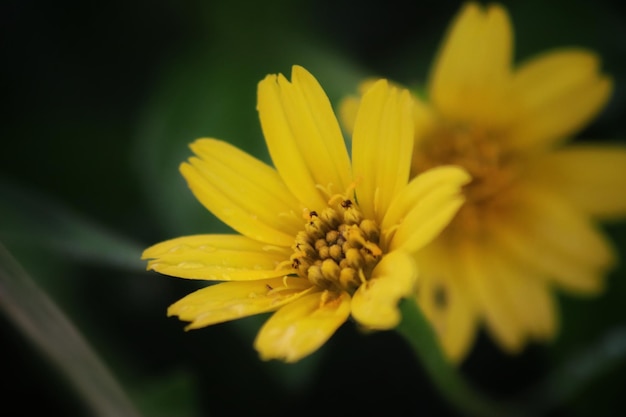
[
  {"x1": 342, "y1": 2, "x2": 626, "y2": 363},
  {"x1": 142, "y1": 66, "x2": 470, "y2": 362}
]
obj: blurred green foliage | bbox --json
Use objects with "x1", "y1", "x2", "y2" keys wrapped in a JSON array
[{"x1": 1, "y1": 0, "x2": 625, "y2": 416}]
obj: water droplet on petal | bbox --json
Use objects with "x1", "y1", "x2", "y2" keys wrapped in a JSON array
[
  {"x1": 177, "y1": 261, "x2": 205, "y2": 269},
  {"x1": 168, "y1": 244, "x2": 189, "y2": 253}
]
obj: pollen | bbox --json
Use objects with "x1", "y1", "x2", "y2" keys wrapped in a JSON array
[
  {"x1": 412, "y1": 123, "x2": 519, "y2": 234},
  {"x1": 290, "y1": 196, "x2": 382, "y2": 293}
]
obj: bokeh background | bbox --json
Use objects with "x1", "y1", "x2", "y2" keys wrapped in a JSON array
[{"x1": 2, "y1": 0, "x2": 626, "y2": 415}]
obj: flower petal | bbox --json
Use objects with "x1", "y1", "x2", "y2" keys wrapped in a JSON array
[
  {"x1": 181, "y1": 139, "x2": 302, "y2": 246},
  {"x1": 509, "y1": 50, "x2": 612, "y2": 150},
  {"x1": 486, "y1": 250, "x2": 558, "y2": 340},
  {"x1": 527, "y1": 145, "x2": 626, "y2": 220},
  {"x1": 142, "y1": 234, "x2": 293, "y2": 280},
  {"x1": 254, "y1": 290, "x2": 351, "y2": 363},
  {"x1": 411, "y1": 97, "x2": 437, "y2": 149},
  {"x1": 338, "y1": 78, "x2": 397, "y2": 137},
  {"x1": 428, "y1": 3, "x2": 513, "y2": 126},
  {"x1": 490, "y1": 184, "x2": 615, "y2": 294},
  {"x1": 338, "y1": 95, "x2": 360, "y2": 137},
  {"x1": 352, "y1": 79, "x2": 414, "y2": 224},
  {"x1": 351, "y1": 250, "x2": 418, "y2": 329},
  {"x1": 461, "y1": 239, "x2": 525, "y2": 353},
  {"x1": 257, "y1": 66, "x2": 352, "y2": 209},
  {"x1": 415, "y1": 243, "x2": 478, "y2": 363},
  {"x1": 386, "y1": 166, "x2": 470, "y2": 253},
  {"x1": 168, "y1": 277, "x2": 314, "y2": 329}
]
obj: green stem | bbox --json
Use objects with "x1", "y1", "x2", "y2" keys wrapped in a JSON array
[
  {"x1": 397, "y1": 299, "x2": 626, "y2": 417},
  {"x1": 396, "y1": 299, "x2": 524, "y2": 417}
]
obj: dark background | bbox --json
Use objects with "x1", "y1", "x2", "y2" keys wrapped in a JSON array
[{"x1": 2, "y1": 0, "x2": 625, "y2": 416}]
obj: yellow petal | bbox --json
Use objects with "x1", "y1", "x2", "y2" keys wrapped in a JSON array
[
  {"x1": 181, "y1": 139, "x2": 302, "y2": 246},
  {"x1": 461, "y1": 239, "x2": 525, "y2": 353},
  {"x1": 527, "y1": 145, "x2": 626, "y2": 220},
  {"x1": 168, "y1": 277, "x2": 314, "y2": 329},
  {"x1": 415, "y1": 243, "x2": 478, "y2": 363},
  {"x1": 384, "y1": 165, "x2": 469, "y2": 229},
  {"x1": 384, "y1": 165, "x2": 470, "y2": 252},
  {"x1": 254, "y1": 290, "x2": 351, "y2": 363},
  {"x1": 338, "y1": 78, "x2": 393, "y2": 137},
  {"x1": 509, "y1": 49, "x2": 612, "y2": 150},
  {"x1": 486, "y1": 251, "x2": 557, "y2": 340},
  {"x1": 338, "y1": 95, "x2": 360, "y2": 137},
  {"x1": 428, "y1": 3, "x2": 513, "y2": 126},
  {"x1": 142, "y1": 234, "x2": 293, "y2": 280},
  {"x1": 519, "y1": 183, "x2": 615, "y2": 272},
  {"x1": 412, "y1": 96, "x2": 437, "y2": 147},
  {"x1": 352, "y1": 79, "x2": 414, "y2": 224},
  {"x1": 351, "y1": 250, "x2": 418, "y2": 329},
  {"x1": 257, "y1": 66, "x2": 352, "y2": 209},
  {"x1": 491, "y1": 184, "x2": 615, "y2": 294}
]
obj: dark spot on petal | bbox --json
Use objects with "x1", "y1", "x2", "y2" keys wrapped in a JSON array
[{"x1": 433, "y1": 283, "x2": 447, "y2": 309}]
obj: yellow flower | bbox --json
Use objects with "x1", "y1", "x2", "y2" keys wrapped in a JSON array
[
  {"x1": 341, "y1": 2, "x2": 626, "y2": 363},
  {"x1": 142, "y1": 66, "x2": 470, "y2": 363}
]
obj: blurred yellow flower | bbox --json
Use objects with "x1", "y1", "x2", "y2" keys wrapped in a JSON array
[
  {"x1": 341, "y1": 2, "x2": 626, "y2": 363},
  {"x1": 142, "y1": 66, "x2": 470, "y2": 363}
]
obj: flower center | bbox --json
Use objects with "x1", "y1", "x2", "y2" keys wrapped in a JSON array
[
  {"x1": 412, "y1": 122, "x2": 519, "y2": 234},
  {"x1": 290, "y1": 196, "x2": 382, "y2": 294}
]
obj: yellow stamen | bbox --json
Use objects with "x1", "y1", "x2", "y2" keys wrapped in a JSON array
[
  {"x1": 289, "y1": 195, "x2": 382, "y2": 293},
  {"x1": 413, "y1": 122, "x2": 519, "y2": 235}
]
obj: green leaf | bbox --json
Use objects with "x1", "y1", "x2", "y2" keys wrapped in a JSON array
[
  {"x1": 0, "y1": 242, "x2": 142, "y2": 417},
  {"x1": 0, "y1": 179, "x2": 145, "y2": 271}
]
